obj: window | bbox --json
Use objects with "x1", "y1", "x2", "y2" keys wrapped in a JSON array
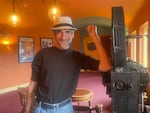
[
  {"x1": 139, "y1": 21, "x2": 149, "y2": 68},
  {"x1": 130, "y1": 31, "x2": 137, "y2": 61}
]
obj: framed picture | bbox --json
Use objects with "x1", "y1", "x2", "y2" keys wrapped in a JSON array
[
  {"x1": 40, "y1": 37, "x2": 52, "y2": 49},
  {"x1": 18, "y1": 36, "x2": 34, "y2": 63}
]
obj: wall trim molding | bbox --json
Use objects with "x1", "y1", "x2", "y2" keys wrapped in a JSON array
[{"x1": 0, "y1": 83, "x2": 29, "y2": 94}]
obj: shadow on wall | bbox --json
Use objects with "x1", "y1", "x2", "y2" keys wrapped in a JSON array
[{"x1": 73, "y1": 16, "x2": 111, "y2": 28}]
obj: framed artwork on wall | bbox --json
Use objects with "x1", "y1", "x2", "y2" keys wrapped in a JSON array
[
  {"x1": 18, "y1": 36, "x2": 34, "y2": 63},
  {"x1": 40, "y1": 37, "x2": 53, "y2": 49}
]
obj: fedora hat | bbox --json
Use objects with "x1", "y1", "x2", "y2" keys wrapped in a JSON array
[{"x1": 51, "y1": 16, "x2": 77, "y2": 30}]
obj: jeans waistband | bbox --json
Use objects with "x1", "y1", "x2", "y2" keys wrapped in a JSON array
[{"x1": 39, "y1": 98, "x2": 72, "y2": 109}]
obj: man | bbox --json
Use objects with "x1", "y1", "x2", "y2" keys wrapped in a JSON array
[{"x1": 23, "y1": 16, "x2": 112, "y2": 113}]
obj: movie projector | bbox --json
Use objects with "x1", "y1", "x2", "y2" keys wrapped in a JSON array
[{"x1": 106, "y1": 6, "x2": 150, "y2": 113}]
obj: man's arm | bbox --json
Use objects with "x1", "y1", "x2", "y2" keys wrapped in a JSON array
[
  {"x1": 23, "y1": 80, "x2": 37, "y2": 113},
  {"x1": 86, "y1": 25, "x2": 112, "y2": 72}
]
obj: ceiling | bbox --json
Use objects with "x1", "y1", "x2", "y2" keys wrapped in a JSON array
[{"x1": 0, "y1": 0, "x2": 146, "y2": 29}]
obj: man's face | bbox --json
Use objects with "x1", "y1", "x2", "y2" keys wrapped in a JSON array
[{"x1": 54, "y1": 29, "x2": 74, "y2": 49}]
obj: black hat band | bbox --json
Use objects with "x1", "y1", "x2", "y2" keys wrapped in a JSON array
[{"x1": 54, "y1": 23, "x2": 74, "y2": 28}]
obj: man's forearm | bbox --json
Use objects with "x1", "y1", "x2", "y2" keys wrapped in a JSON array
[
  {"x1": 86, "y1": 25, "x2": 112, "y2": 72},
  {"x1": 92, "y1": 35, "x2": 112, "y2": 71},
  {"x1": 23, "y1": 95, "x2": 34, "y2": 113},
  {"x1": 23, "y1": 81, "x2": 37, "y2": 113}
]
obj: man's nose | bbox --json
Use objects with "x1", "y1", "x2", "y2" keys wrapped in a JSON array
[{"x1": 60, "y1": 32, "x2": 66, "y2": 40}]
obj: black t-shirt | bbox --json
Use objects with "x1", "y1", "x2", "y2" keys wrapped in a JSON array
[{"x1": 31, "y1": 47, "x2": 99, "y2": 103}]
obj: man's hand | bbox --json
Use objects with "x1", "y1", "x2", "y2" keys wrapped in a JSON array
[{"x1": 86, "y1": 25, "x2": 98, "y2": 37}]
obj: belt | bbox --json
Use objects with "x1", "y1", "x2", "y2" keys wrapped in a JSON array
[{"x1": 39, "y1": 98, "x2": 71, "y2": 109}]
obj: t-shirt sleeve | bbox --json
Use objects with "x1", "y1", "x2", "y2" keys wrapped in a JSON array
[{"x1": 31, "y1": 50, "x2": 42, "y2": 81}]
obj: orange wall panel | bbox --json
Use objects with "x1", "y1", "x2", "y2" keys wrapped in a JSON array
[
  {"x1": 0, "y1": 25, "x2": 83, "y2": 90},
  {"x1": 0, "y1": 27, "x2": 55, "y2": 90}
]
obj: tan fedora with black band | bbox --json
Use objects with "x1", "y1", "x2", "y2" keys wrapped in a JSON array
[{"x1": 51, "y1": 16, "x2": 77, "y2": 30}]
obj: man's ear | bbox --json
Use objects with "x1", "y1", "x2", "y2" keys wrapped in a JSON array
[{"x1": 71, "y1": 31, "x2": 75, "y2": 39}]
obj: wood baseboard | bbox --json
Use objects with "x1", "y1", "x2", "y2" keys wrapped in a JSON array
[{"x1": 0, "y1": 83, "x2": 29, "y2": 94}]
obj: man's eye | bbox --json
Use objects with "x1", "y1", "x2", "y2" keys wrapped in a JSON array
[
  {"x1": 55, "y1": 30, "x2": 61, "y2": 34},
  {"x1": 66, "y1": 30, "x2": 71, "y2": 34}
]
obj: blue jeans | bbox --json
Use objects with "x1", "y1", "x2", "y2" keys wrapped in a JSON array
[{"x1": 33, "y1": 98, "x2": 73, "y2": 113}]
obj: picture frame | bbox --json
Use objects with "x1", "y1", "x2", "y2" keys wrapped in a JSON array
[
  {"x1": 40, "y1": 37, "x2": 53, "y2": 49},
  {"x1": 18, "y1": 36, "x2": 34, "y2": 63}
]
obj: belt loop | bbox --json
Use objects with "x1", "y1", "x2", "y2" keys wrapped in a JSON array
[{"x1": 39, "y1": 101, "x2": 41, "y2": 106}]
